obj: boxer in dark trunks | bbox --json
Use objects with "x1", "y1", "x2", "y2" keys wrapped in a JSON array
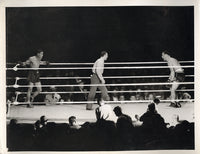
[
  {"x1": 162, "y1": 51, "x2": 185, "y2": 108},
  {"x1": 18, "y1": 49, "x2": 49, "y2": 107}
]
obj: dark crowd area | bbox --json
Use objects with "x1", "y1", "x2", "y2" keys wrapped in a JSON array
[
  {"x1": 7, "y1": 104, "x2": 194, "y2": 151},
  {"x1": 6, "y1": 7, "x2": 193, "y2": 63}
]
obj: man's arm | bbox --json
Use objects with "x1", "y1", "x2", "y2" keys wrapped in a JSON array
[
  {"x1": 40, "y1": 61, "x2": 50, "y2": 65},
  {"x1": 21, "y1": 58, "x2": 31, "y2": 66},
  {"x1": 96, "y1": 60, "x2": 105, "y2": 84},
  {"x1": 169, "y1": 67, "x2": 175, "y2": 81},
  {"x1": 168, "y1": 61, "x2": 175, "y2": 81}
]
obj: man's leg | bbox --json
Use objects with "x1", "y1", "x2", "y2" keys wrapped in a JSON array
[
  {"x1": 27, "y1": 82, "x2": 33, "y2": 102},
  {"x1": 87, "y1": 75, "x2": 99, "y2": 110},
  {"x1": 32, "y1": 82, "x2": 42, "y2": 102},
  {"x1": 27, "y1": 82, "x2": 34, "y2": 107},
  {"x1": 170, "y1": 81, "x2": 180, "y2": 107},
  {"x1": 87, "y1": 86, "x2": 98, "y2": 109},
  {"x1": 98, "y1": 84, "x2": 110, "y2": 101}
]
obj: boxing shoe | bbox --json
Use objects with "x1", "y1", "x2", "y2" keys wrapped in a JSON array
[
  {"x1": 175, "y1": 102, "x2": 181, "y2": 108},
  {"x1": 27, "y1": 103, "x2": 34, "y2": 108},
  {"x1": 169, "y1": 102, "x2": 176, "y2": 107},
  {"x1": 86, "y1": 103, "x2": 93, "y2": 110}
]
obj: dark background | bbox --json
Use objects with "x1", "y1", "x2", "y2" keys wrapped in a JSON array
[{"x1": 6, "y1": 6, "x2": 194, "y2": 63}]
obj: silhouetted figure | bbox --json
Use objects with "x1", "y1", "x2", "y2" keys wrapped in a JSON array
[
  {"x1": 113, "y1": 106, "x2": 134, "y2": 148},
  {"x1": 68, "y1": 116, "x2": 81, "y2": 130},
  {"x1": 140, "y1": 103, "x2": 166, "y2": 135}
]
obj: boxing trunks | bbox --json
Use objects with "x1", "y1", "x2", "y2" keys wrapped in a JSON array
[
  {"x1": 175, "y1": 72, "x2": 185, "y2": 82},
  {"x1": 27, "y1": 70, "x2": 40, "y2": 83}
]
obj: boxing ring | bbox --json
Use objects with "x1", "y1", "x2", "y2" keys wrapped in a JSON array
[{"x1": 6, "y1": 61, "x2": 194, "y2": 125}]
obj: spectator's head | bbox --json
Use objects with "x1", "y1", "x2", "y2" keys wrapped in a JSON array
[
  {"x1": 50, "y1": 85, "x2": 56, "y2": 92},
  {"x1": 113, "y1": 106, "x2": 122, "y2": 116},
  {"x1": 130, "y1": 95, "x2": 136, "y2": 101},
  {"x1": 69, "y1": 116, "x2": 77, "y2": 126},
  {"x1": 113, "y1": 89, "x2": 118, "y2": 97},
  {"x1": 148, "y1": 93, "x2": 155, "y2": 100},
  {"x1": 148, "y1": 103, "x2": 156, "y2": 113},
  {"x1": 40, "y1": 115, "x2": 48, "y2": 125},
  {"x1": 9, "y1": 119, "x2": 17, "y2": 126},
  {"x1": 100, "y1": 51, "x2": 108, "y2": 61},
  {"x1": 119, "y1": 95, "x2": 125, "y2": 101},
  {"x1": 8, "y1": 94, "x2": 16, "y2": 102},
  {"x1": 35, "y1": 49, "x2": 44, "y2": 59},
  {"x1": 153, "y1": 98, "x2": 160, "y2": 105},
  {"x1": 77, "y1": 80, "x2": 84, "y2": 89},
  {"x1": 162, "y1": 50, "x2": 171, "y2": 61}
]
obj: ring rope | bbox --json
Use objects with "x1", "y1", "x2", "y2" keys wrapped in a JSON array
[
  {"x1": 7, "y1": 65, "x2": 194, "y2": 70},
  {"x1": 6, "y1": 61, "x2": 194, "y2": 66},
  {"x1": 7, "y1": 75, "x2": 194, "y2": 80},
  {"x1": 7, "y1": 82, "x2": 194, "y2": 88},
  {"x1": 8, "y1": 99, "x2": 194, "y2": 105},
  {"x1": 14, "y1": 89, "x2": 194, "y2": 94}
]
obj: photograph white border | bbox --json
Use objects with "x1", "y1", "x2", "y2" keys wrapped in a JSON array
[{"x1": 0, "y1": 0, "x2": 199, "y2": 154}]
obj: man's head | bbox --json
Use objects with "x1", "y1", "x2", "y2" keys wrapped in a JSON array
[
  {"x1": 69, "y1": 116, "x2": 77, "y2": 126},
  {"x1": 40, "y1": 115, "x2": 48, "y2": 125},
  {"x1": 161, "y1": 51, "x2": 171, "y2": 61},
  {"x1": 113, "y1": 106, "x2": 122, "y2": 117},
  {"x1": 148, "y1": 103, "x2": 156, "y2": 112},
  {"x1": 153, "y1": 98, "x2": 160, "y2": 105},
  {"x1": 35, "y1": 49, "x2": 44, "y2": 59},
  {"x1": 100, "y1": 51, "x2": 108, "y2": 61}
]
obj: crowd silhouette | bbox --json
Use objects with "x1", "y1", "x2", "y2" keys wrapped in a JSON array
[{"x1": 7, "y1": 99, "x2": 194, "y2": 151}]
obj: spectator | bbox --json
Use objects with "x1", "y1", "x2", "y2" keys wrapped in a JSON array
[
  {"x1": 148, "y1": 93, "x2": 155, "y2": 100},
  {"x1": 119, "y1": 94, "x2": 125, "y2": 102},
  {"x1": 44, "y1": 86, "x2": 61, "y2": 104},
  {"x1": 135, "y1": 89, "x2": 144, "y2": 100},
  {"x1": 95, "y1": 99, "x2": 116, "y2": 122},
  {"x1": 129, "y1": 94, "x2": 136, "y2": 101},
  {"x1": 40, "y1": 115, "x2": 48, "y2": 128},
  {"x1": 113, "y1": 106, "x2": 133, "y2": 130},
  {"x1": 132, "y1": 114, "x2": 143, "y2": 127},
  {"x1": 33, "y1": 120, "x2": 42, "y2": 138},
  {"x1": 68, "y1": 116, "x2": 81, "y2": 129},
  {"x1": 7, "y1": 94, "x2": 17, "y2": 114},
  {"x1": 9, "y1": 119, "x2": 18, "y2": 128},
  {"x1": 73, "y1": 78, "x2": 87, "y2": 101},
  {"x1": 113, "y1": 106, "x2": 134, "y2": 146},
  {"x1": 140, "y1": 103, "x2": 166, "y2": 134},
  {"x1": 33, "y1": 116, "x2": 49, "y2": 150},
  {"x1": 111, "y1": 89, "x2": 119, "y2": 101},
  {"x1": 148, "y1": 98, "x2": 160, "y2": 112}
]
